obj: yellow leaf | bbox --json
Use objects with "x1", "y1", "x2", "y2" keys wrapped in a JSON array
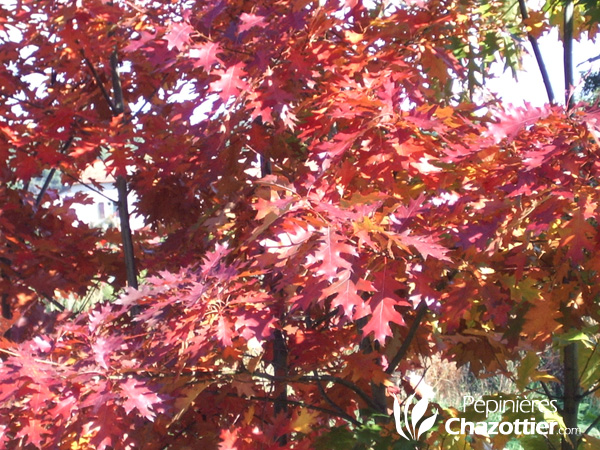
[
  {"x1": 523, "y1": 11, "x2": 549, "y2": 39},
  {"x1": 531, "y1": 373, "x2": 559, "y2": 383},
  {"x1": 291, "y1": 408, "x2": 320, "y2": 433},
  {"x1": 344, "y1": 30, "x2": 364, "y2": 44}
]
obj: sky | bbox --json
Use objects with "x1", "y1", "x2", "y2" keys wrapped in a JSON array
[{"x1": 486, "y1": 29, "x2": 600, "y2": 107}]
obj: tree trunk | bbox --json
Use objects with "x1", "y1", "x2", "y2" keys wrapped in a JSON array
[{"x1": 562, "y1": 342, "x2": 580, "y2": 450}]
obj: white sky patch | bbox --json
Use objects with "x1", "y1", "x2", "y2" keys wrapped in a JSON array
[
  {"x1": 486, "y1": 29, "x2": 600, "y2": 106},
  {"x1": 190, "y1": 94, "x2": 219, "y2": 125}
]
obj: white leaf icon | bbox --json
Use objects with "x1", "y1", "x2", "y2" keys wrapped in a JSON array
[
  {"x1": 393, "y1": 396, "x2": 410, "y2": 440},
  {"x1": 417, "y1": 409, "x2": 438, "y2": 440},
  {"x1": 404, "y1": 394, "x2": 415, "y2": 439},
  {"x1": 411, "y1": 396, "x2": 429, "y2": 435}
]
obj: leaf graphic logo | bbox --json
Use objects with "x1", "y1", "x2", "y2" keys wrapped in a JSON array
[{"x1": 393, "y1": 394, "x2": 438, "y2": 441}]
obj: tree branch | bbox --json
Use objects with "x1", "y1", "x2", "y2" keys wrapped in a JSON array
[
  {"x1": 385, "y1": 300, "x2": 428, "y2": 375},
  {"x1": 34, "y1": 135, "x2": 75, "y2": 208},
  {"x1": 61, "y1": 171, "x2": 118, "y2": 203},
  {"x1": 109, "y1": 50, "x2": 137, "y2": 290},
  {"x1": 313, "y1": 370, "x2": 362, "y2": 426},
  {"x1": 580, "y1": 381, "x2": 600, "y2": 398},
  {"x1": 116, "y1": 176, "x2": 138, "y2": 289},
  {"x1": 517, "y1": 0, "x2": 555, "y2": 104},
  {"x1": 110, "y1": 50, "x2": 125, "y2": 115},
  {"x1": 81, "y1": 50, "x2": 115, "y2": 113},
  {"x1": 305, "y1": 375, "x2": 381, "y2": 412},
  {"x1": 578, "y1": 413, "x2": 600, "y2": 447},
  {"x1": 252, "y1": 371, "x2": 381, "y2": 412},
  {"x1": 563, "y1": 0, "x2": 574, "y2": 109},
  {"x1": 225, "y1": 392, "x2": 363, "y2": 426}
]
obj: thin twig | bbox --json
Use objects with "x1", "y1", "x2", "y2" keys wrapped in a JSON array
[
  {"x1": 34, "y1": 135, "x2": 75, "y2": 208},
  {"x1": 0, "y1": 91, "x2": 45, "y2": 110},
  {"x1": 580, "y1": 382, "x2": 600, "y2": 398},
  {"x1": 303, "y1": 374, "x2": 381, "y2": 412},
  {"x1": 81, "y1": 50, "x2": 115, "y2": 113},
  {"x1": 62, "y1": 171, "x2": 118, "y2": 203},
  {"x1": 578, "y1": 413, "x2": 600, "y2": 446},
  {"x1": 252, "y1": 370, "x2": 381, "y2": 412},
  {"x1": 35, "y1": 168, "x2": 57, "y2": 208},
  {"x1": 122, "y1": 73, "x2": 168, "y2": 126},
  {"x1": 313, "y1": 370, "x2": 362, "y2": 426},
  {"x1": 225, "y1": 392, "x2": 363, "y2": 426},
  {"x1": 0, "y1": 348, "x2": 62, "y2": 366}
]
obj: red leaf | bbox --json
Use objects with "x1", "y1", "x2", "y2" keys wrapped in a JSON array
[
  {"x1": 120, "y1": 379, "x2": 162, "y2": 421},
  {"x1": 123, "y1": 29, "x2": 157, "y2": 53},
  {"x1": 210, "y1": 63, "x2": 250, "y2": 102},
  {"x1": 239, "y1": 13, "x2": 268, "y2": 33},
  {"x1": 216, "y1": 315, "x2": 234, "y2": 346},
  {"x1": 306, "y1": 228, "x2": 356, "y2": 278},
  {"x1": 361, "y1": 297, "x2": 405, "y2": 343},
  {"x1": 219, "y1": 428, "x2": 240, "y2": 450},
  {"x1": 323, "y1": 271, "x2": 367, "y2": 319},
  {"x1": 485, "y1": 103, "x2": 552, "y2": 142},
  {"x1": 191, "y1": 41, "x2": 222, "y2": 71},
  {"x1": 399, "y1": 231, "x2": 451, "y2": 261},
  {"x1": 165, "y1": 22, "x2": 194, "y2": 51},
  {"x1": 360, "y1": 269, "x2": 409, "y2": 342},
  {"x1": 92, "y1": 336, "x2": 123, "y2": 370},
  {"x1": 16, "y1": 418, "x2": 48, "y2": 448}
]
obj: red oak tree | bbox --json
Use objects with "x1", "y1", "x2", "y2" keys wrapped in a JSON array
[{"x1": 0, "y1": 0, "x2": 599, "y2": 449}]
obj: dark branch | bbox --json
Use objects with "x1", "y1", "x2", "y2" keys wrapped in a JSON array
[
  {"x1": 225, "y1": 392, "x2": 363, "y2": 426},
  {"x1": 108, "y1": 50, "x2": 137, "y2": 290},
  {"x1": 386, "y1": 300, "x2": 428, "y2": 375},
  {"x1": 62, "y1": 171, "x2": 118, "y2": 203},
  {"x1": 116, "y1": 176, "x2": 138, "y2": 289},
  {"x1": 81, "y1": 50, "x2": 115, "y2": 113},
  {"x1": 313, "y1": 370, "x2": 362, "y2": 426},
  {"x1": 517, "y1": 0, "x2": 555, "y2": 104},
  {"x1": 252, "y1": 371, "x2": 381, "y2": 412},
  {"x1": 578, "y1": 413, "x2": 600, "y2": 447},
  {"x1": 34, "y1": 168, "x2": 57, "y2": 209},
  {"x1": 580, "y1": 382, "x2": 600, "y2": 398},
  {"x1": 563, "y1": 0, "x2": 574, "y2": 109},
  {"x1": 305, "y1": 374, "x2": 381, "y2": 412},
  {"x1": 110, "y1": 50, "x2": 125, "y2": 115}
]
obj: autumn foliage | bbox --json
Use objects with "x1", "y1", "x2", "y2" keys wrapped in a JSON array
[{"x1": 1, "y1": 0, "x2": 600, "y2": 449}]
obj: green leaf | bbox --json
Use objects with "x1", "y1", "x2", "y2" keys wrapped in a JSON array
[{"x1": 517, "y1": 352, "x2": 540, "y2": 390}]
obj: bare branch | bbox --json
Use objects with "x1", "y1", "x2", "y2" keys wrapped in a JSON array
[
  {"x1": 563, "y1": 0, "x2": 574, "y2": 109},
  {"x1": 313, "y1": 370, "x2": 362, "y2": 426},
  {"x1": 225, "y1": 392, "x2": 363, "y2": 426},
  {"x1": 578, "y1": 413, "x2": 600, "y2": 447},
  {"x1": 252, "y1": 371, "x2": 381, "y2": 412},
  {"x1": 81, "y1": 50, "x2": 115, "y2": 113},
  {"x1": 110, "y1": 50, "x2": 125, "y2": 115},
  {"x1": 34, "y1": 135, "x2": 76, "y2": 208},
  {"x1": 517, "y1": 0, "x2": 555, "y2": 104},
  {"x1": 386, "y1": 300, "x2": 428, "y2": 375}
]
